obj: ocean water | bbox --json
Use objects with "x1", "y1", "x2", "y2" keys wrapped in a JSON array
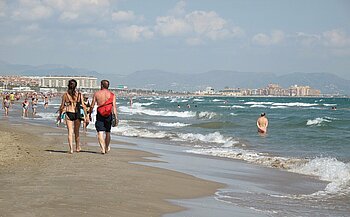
[{"x1": 14, "y1": 96, "x2": 350, "y2": 216}]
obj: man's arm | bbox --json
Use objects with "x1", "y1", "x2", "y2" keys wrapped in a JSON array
[{"x1": 112, "y1": 93, "x2": 117, "y2": 117}]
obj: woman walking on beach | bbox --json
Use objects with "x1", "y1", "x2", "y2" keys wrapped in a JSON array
[{"x1": 57, "y1": 79, "x2": 89, "y2": 154}]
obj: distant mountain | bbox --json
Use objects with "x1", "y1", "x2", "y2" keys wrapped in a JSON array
[
  {"x1": 274, "y1": 72, "x2": 350, "y2": 94},
  {"x1": 0, "y1": 61, "x2": 100, "y2": 77},
  {"x1": 112, "y1": 70, "x2": 350, "y2": 94},
  {"x1": 1, "y1": 60, "x2": 349, "y2": 94}
]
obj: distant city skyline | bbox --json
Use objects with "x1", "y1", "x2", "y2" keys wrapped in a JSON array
[{"x1": 0, "y1": 0, "x2": 349, "y2": 79}]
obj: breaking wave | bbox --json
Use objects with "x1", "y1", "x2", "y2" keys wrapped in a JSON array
[
  {"x1": 306, "y1": 117, "x2": 335, "y2": 126},
  {"x1": 154, "y1": 122, "x2": 190, "y2": 128},
  {"x1": 197, "y1": 111, "x2": 217, "y2": 119},
  {"x1": 119, "y1": 106, "x2": 196, "y2": 118},
  {"x1": 186, "y1": 148, "x2": 350, "y2": 196}
]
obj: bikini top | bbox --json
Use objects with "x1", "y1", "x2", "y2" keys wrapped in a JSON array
[{"x1": 64, "y1": 92, "x2": 83, "y2": 108}]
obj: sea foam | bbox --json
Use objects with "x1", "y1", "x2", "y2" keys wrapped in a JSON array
[
  {"x1": 306, "y1": 117, "x2": 333, "y2": 126},
  {"x1": 119, "y1": 106, "x2": 196, "y2": 118},
  {"x1": 186, "y1": 147, "x2": 350, "y2": 196},
  {"x1": 154, "y1": 122, "x2": 190, "y2": 127}
]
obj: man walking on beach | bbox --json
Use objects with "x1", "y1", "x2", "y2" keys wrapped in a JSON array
[
  {"x1": 90, "y1": 80, "x2": 118, "y2": 154},
  {"x1": 257, "y1": 113, "x2": 268, "y2": 134}
]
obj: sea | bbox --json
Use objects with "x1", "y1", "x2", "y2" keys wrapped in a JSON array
[{"x1": 8, "y1": 95, "x2": 350, "y2": 216}]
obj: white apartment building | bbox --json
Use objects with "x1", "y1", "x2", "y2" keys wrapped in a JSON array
[{"x1": 39, "y1": 76, "x2": 98, "y2": 88}]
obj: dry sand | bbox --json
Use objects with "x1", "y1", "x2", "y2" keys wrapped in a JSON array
[{"x1": 0, "y1": 120, "x2": 224, "y2": 217}]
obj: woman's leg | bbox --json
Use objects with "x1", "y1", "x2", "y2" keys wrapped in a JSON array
[
  {"x1": 66, "y1": 119, "x2": 74, "y2": 154},
  {"x1": 74, "y1": 120, "x2": 81, "y2": 152}
]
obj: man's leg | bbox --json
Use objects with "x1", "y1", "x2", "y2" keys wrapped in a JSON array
[
  {"x1": 105, "y1": 132, "x2": 111, "y2": 153},
  {"x1": 97, "y1": 131, "x2": 106, "y2": 154}
]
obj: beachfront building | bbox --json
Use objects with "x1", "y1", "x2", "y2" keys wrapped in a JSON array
[
  {"x1": 219, "y1": 84, "x2": 321, "y2": 97},
  {"x1": 0, "y1": 76, "x2": 40, "y2": 88},
  {"x1": 39, "y1": 76, "x2": 98, "y2": 88},
  {"x1": 288, "y1": 85, "x2": 320, "y2": 96}
]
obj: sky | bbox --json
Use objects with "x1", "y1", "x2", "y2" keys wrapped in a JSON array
[{"x1": 0, "y1": 0, "x2": 350, "y2": 78}]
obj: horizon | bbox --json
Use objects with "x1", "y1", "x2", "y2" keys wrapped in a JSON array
[{"x1": 0, "y1": 0, "x2": 349, "y2": 79}]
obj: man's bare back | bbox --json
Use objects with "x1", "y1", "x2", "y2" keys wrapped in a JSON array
[
  {"x1": 94, "y1": 89, "x2": 112, "y2": 107},
  {"x1": 257, "y1": 113, "x2": 268, "y2": 133}
]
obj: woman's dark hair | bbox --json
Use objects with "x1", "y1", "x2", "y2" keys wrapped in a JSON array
[{"x1": 67, "y1": 79, "x2": 77, "y2": 99}]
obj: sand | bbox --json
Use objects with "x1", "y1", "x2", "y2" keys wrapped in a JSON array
[{"x1": 0, "y1": 120, "x2": 224, "y2": 217}]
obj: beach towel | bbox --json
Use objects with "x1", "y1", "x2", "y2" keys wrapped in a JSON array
[{"x1": 97, "y1": 93, "x2": 114, "y2": 117}]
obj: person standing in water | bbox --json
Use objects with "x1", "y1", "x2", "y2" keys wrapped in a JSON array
[
  {"x1": 257, "y1": 113, "x2": 268, "y2": 134},
  {"x1": 44, "y1": 96, "x2": 49, "y2": 109},
  {"x1": 22, "y1": 98, "x2": 29, "y2": 117},
  {"x1": 2, "y1": 95, "x2": 10, "y2": 116},
  {"x1": 31, "y1": 97, "x2": 38, "y2": 117},
  {"x1": 57, "y1": 79, "x2": 89, "y2": 154},
  {"x1": 89, "y1": 80, "x2": 118, "y2": 154}
]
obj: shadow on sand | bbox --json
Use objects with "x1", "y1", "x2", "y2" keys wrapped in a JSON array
[{"x1": 45, "y1": 149, "x2": 101, "y2": 154}]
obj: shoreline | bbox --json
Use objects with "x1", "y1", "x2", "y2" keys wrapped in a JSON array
[{"x1": 0, "y1": 120, "x2": 225, "y2": 216}]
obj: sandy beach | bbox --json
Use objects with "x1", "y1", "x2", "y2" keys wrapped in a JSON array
[{"x1": 0, "y1": 120, "x2": 224, "y2": 217}]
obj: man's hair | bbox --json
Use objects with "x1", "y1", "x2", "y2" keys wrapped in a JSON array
[
  {"x1": 261, "y1": 113, "x2": 266, "y2": 117},
  {"x1": 101, "y1": 80, "x2": 109, "y2": 89}
]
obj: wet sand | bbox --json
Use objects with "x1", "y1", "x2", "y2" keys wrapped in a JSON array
[{"x1": 0, "y1": 120, "x2": 224, "y2": 216}]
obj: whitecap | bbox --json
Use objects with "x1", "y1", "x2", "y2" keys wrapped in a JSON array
[
  {"x1": 119, "y1": 106, "x2": 196, "y2": 118},
  {"x1": 250, "y1": 104, "x2": 268, "y2": 108},
  {"x1": 244, "y1": 102, "x2": 274, "y2": 105},
  {"x1": 174, "y1": 132, "x2": 238, "y2": 147},
  {"x1": 197, "y1": 111, "x2": 217, "y2": 119},
  {"x1": 306, "y1": 117, "x2": 332, "y2": 126},
  {"x1": 231, "y1": 105, "x2": 245, "y2": 109},
  {"x1": 154, "y1": 122, "x2": 190, "y2": 128}
]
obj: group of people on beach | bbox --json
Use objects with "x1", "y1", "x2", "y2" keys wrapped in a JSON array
[
  {"x1": 57, "y1": 79, "x2": 118, "y2": 154},
  {"x1": 2, "y1": 92, "x2": 51, "y2": 117},
  {"x1": 2, "y1": 79, "x2": 269, "y2": 154}
]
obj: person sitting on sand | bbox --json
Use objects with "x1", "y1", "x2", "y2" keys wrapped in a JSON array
[
  {"x1": 57, "y1": 79, "x2": 89, "y2": 154},
  {"x1": 257, "y1": 113, "x2": 268, "y2": 134}
]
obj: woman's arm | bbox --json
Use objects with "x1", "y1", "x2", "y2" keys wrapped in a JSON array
[
  {"x1": 80, "y1": 93, "x2": 89, "y2": 122},
  {"x1": 58, "y1": 93, "x2": 66, "y2": 117}
]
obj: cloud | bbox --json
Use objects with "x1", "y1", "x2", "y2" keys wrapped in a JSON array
[
  {"x1": 252, "y1": 30, "x2": 285, "y2": 46},
  {"x1": 322, "y1": 29, "x2": 350, "y2": 47},
  {"x1": 12, "y1": 0, "x2": 53, "y2": 21},
  {"x1": 117, "y1": 25, "x2": 154, "y2": 42},
  {"x1": 86, "y1": 28, "x2": 107, "y2": 38},
  {"x1": 169, "y1": 0, "x2": 186, "y2": 16},
  {"x1": 155, "y1": 16, "x2": 191, "y2": 36},
  {"x1": 22, "y1": 23, "x2": 40, "y2": 32},
  {"x1": 44, "y1": 0, "x2": 110, "y2": 12},
  {"x1": 0, "y1": 1, "x2": 6, "y2": 17},
  {"x1": 154, "y1": 9, "x2": 243, "y2": 43},
  {"x1": 186, "y1": 37, "x2": 203, "y2": 46},
  {"x1": 112, "y1": 10, "x2": 137, "y2": 22},
  {"x1": 59, "y1": 11, "x2": 79, "y2": 21},
  {"x1": 295, "y1": 32, "x2": 321, "y2": 46}
]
